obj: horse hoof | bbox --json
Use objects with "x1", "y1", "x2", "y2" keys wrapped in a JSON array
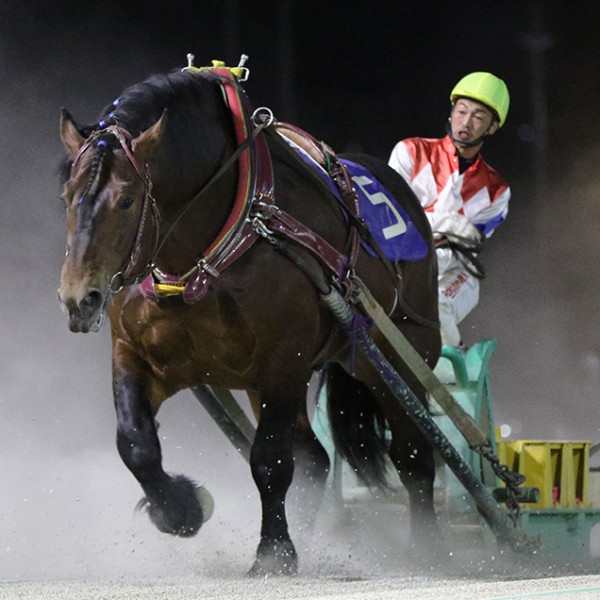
[
  {"x1": 135, "y1": 475, "x2": 210, "y2": 537},
  {"x1": 247, "y1": 557, "x2": 298, "y2": 578},
  {"x1": 196, "y1": 485, "x2": 215, "y2": 523},
  {"x1": 247, "y1": 539, "x2": 298, "y2": 577}
]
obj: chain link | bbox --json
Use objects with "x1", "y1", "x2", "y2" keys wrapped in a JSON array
[{"x1": 476, "y1": 442, "x2": 526, "y2": 525}]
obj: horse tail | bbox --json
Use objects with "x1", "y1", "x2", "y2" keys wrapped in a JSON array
[{"x1": 321, "y1": 363, "x2": 389, "y2": 489}]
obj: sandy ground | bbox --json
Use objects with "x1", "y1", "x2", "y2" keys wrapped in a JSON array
[
  {"x1": 2, "y1": 392, "x2": 600, "y2": 600},
  {"x1": 2, "y1": 574, "x2": 600, "y2": 600},
  {"x1": 2, "y1": 490, "x2": 600, "y2": 600}
]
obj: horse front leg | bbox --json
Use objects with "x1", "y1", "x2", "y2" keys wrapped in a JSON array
[
  {"x1": 248, "y1": 389, "x2": 302, "y2": 576},
  {"x1": 113, "y1": 370, "x2": 213, "y2": 537}
]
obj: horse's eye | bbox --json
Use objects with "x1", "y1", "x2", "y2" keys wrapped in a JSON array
[{"x1": 120, "y1": 196, "x2": 135, "y2": 210}]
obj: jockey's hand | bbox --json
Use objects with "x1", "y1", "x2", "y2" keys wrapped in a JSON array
[{"x1": 433, "y1": 213, "x2": 483, "y2": 244}]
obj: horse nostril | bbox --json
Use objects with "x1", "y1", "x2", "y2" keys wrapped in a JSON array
[{"x1": 79, "y1": 290, "x2": 103, "y2": 316}]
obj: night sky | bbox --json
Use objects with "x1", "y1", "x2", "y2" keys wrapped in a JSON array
[{"x1": 2, "y1": 0, "x2": 600, "y2": 579}]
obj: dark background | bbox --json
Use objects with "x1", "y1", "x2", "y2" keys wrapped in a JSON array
[{"x1": 1, "y1": 0, "x2": 600, "y2": 579}]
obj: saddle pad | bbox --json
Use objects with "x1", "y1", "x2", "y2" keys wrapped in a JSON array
[
  {"x1": 340, "y1": 159, "x2": 428, "y2": 261},
  {"x1": 280, "y1": 135, "x2": 427, "y2": 261}
]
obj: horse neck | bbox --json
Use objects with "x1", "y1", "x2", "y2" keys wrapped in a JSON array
[{"x1": 150, "y1": 104, "x2": 238, "y2": 275}]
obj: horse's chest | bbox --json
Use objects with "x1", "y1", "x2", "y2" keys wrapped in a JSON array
[{"x1": 116, "y1": 299, "x2": 257, "y2": 386}]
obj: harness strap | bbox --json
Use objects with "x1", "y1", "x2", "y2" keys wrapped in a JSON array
[
  {"x1": 352, "y1": 278, "x2": 534, "y2": 523},
  {"x1": 140, "y1": 68, "x2": 275, "y2": 304},
  {"x1": 182, "y1": 71, "x2": 274, "y2": 303},
  {"x1": 251, "y1": 202, "x2": 348, "y2": 279},
  {"x1": 327, "y1": 159, "x2": 362, "y2": 287},
  {"x1": 273, "y1": 121, "x2": 334, "y2": 168},
  {"x1": 262, "y1": 125, "x2": 439, "y2": 329},
  {"x1": 352, "y1": 278, "x2": 488, "y2": 448},
  {"x1": 106, "y1": 128, "x2": 161, "y2": 285},
  {"x1": 262, "y1": 126, "x2": 363, "y2": 294}
]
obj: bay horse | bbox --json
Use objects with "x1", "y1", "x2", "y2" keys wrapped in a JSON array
[{"x1": 57, "y1": 60, "x2": 441, "y2": 575}]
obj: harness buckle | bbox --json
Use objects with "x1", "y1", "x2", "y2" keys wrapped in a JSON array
[{"x1": 248, "y1": 201, "x2": 277, "y2": 239}]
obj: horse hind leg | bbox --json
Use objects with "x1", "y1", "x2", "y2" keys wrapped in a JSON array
[
  {"x1": 328, "y1": 360, "x2": 440, "y2": 550},
  {"x1": 324, "y1": 363, "x2": 390, "y2": 489},
  {"x1": 388, "y1": 420, "x2": 437, "y2": 538},
  {"x1": 387, "y1": 421, "x2": 455, "y2": 567},
  {"x1": 113, "y1": 372, "x2": 213, "y2": 536},
  {"x1": 377, "y1": 341, "x2": 441, "y2": 549}
]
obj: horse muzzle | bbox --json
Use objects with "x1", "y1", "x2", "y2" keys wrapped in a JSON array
[{"x1": 57, "y1": 285, "x2": 108, "y2": 333}]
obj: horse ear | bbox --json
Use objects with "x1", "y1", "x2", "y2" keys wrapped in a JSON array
[
  {"x1": 60, "y1": 108, "x2": 86, "y2": 159},
  {"x1": 132, "y1": 109, "x2": 168, "y2": 163}
]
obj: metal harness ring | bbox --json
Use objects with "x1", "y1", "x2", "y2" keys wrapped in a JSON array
[
  {"x1": 109, "y1": 271, "x2": 125, "y2": 295},
  {"x1": 251, "y1": 107, "x2": 275, "y2": 128}
]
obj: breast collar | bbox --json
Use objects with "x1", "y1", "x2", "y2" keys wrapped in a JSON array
[{"x1": 140, "y1": 67, "x2": 275, "y2": 304}]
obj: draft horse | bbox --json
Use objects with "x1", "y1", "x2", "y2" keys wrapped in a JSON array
[{"x1": 57, "y1": 60, "x2": 441, "y2": 575}]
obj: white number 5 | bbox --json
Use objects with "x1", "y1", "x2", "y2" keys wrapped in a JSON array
[{"x1": 352, "y1": 175, "x2": 407, "y2": 239}]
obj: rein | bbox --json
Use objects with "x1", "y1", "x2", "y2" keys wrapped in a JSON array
[
  {"x1": 153, "y1": 118, "x2": 270, "y2": 264},
  {"x1": 73, "y1": 57, "x2": 436, "y2": 331},
  {"x1": 140, "y1": 65, "x2": 275, "y2": 304},
  {"x1": 73, "y1": 67, "x2": 273, "y2": 299},
  {"x1": 144, "y1": 62, "x2": 435, "y2": 329},
  {"x1": 435, "y1": 232, "x2": 486, "y2": 280}
]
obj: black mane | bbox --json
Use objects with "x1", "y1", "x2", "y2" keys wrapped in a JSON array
[
  {"x1": 97, "y1": 69, "x2": 218, "y2": 138},
  {"x1": 58, "y1": 69, "x2": 224, "y2": 190}
]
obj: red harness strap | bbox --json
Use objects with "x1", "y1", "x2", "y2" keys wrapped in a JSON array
[
  {"x1": 181, "y1": 69, "x2": 274, "y2": 304},
  {"x1": 141, "y1": 69, "x2": 362, "y2": 305},
  {"x1": 140, "y1": 69, "x2": 274, "y2": 304}
]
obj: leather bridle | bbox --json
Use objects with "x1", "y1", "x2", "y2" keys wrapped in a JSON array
[{"x1": 72, "y1": 125, "x2": 161, "y2": 292}]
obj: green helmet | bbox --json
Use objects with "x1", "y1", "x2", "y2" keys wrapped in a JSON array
[{"x1": 450, "y1": 72, "x2": 510, "y2": 127}]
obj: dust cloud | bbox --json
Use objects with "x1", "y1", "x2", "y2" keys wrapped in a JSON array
[
  {"x1": 2, "y1": 0, "x2": 600, "y2": 585},
  {"x1": 0, "y1": 9, "x2": 409, "y2": 582},
  {"x1": 0, "y1": 7, "x2": 262, "y2": 582}
]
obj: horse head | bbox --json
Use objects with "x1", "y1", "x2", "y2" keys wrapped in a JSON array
[{"x1": 57, "y1": 109, "x2": 165, "y2": 332}]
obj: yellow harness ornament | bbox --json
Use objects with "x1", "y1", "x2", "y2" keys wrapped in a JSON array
[{"x1": 184, "y1": 54, "x2": 250, "y2": 82}]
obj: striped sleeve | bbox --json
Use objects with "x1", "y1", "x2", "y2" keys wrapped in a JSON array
[
  {"x1": 471, "y1": 185, "x2": 510, "y2": 238},
  {"x1": 388, "y1": 140, "x2": 414, "y2": 185}
]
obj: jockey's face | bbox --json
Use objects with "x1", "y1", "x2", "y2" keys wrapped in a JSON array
[{"x1": 450, "y1": 97, "x2": 498, "y2": 155}]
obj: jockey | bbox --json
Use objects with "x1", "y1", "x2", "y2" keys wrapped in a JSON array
[{"x1": 388, "y1": 72, "x2": 510, "y2": 347}]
